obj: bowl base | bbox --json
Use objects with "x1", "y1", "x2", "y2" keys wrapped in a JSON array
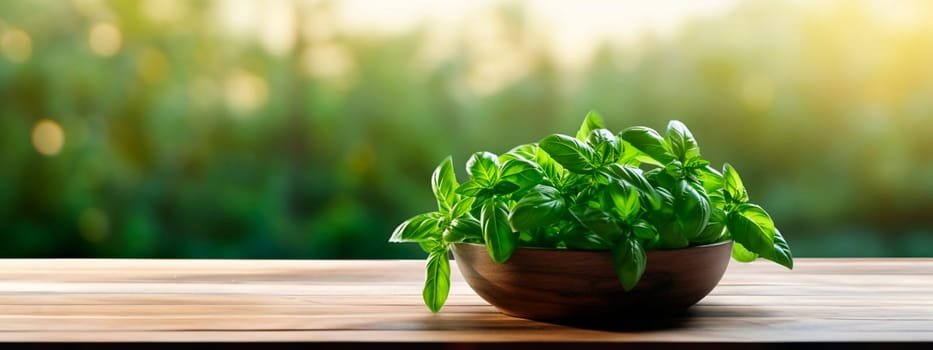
[{"x1": 451, "y1": 241, "x2": 733, "y2": 321}]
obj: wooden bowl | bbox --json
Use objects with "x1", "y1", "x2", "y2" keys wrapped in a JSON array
[{"x1": 451, "y1": 240, "x2": 732, "y2": 321}]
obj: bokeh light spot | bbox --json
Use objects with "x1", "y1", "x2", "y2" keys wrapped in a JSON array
[
  {"x1": 224, "y1": 70, "x2": 268, "y2": 116},
  {"x1": 141, "y1": 0, "x2": 187, "y2": 24},
  {"x1": 260, "y1": 0, "x2": 296, "y2": 56},
  {"x1": 1, "y1": 29, "x2": 33, "y2": 63},
  {"x1": 89, "y1": 22, "x2": 122, "y2": 57},
  {"x1": 78, "y1": 208, "x2": 110, "y2": 242},
  {"x1": 31, "y1": 119, "x2": 65, "y2": 156},
  {"x1": 301, "y1": 43, "x2": 354, "y2": 80}
]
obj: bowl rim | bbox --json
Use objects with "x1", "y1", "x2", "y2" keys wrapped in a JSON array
[{"x1": 452, "y1": 239, "x2": 732, "y2": 253}]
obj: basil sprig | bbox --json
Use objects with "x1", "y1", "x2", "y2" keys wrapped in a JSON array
[{"x1": 391, "y1": 111, "x2": 793, "y2": 313}]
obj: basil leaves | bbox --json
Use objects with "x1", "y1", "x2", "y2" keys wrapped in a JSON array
[{"x1": 391, "y1": 111, "x2": 793, "y2": 312}]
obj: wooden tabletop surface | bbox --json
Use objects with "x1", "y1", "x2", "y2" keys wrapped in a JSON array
[{"x1": 0, "y1": 258, "x2": 930, "y2": 344}]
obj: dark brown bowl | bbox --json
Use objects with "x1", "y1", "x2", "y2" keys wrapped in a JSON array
[{"x1": 451, "y1": 240, "x2": 732, "y2": 321}]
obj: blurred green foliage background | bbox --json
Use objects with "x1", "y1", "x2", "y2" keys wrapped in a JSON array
[{"x1": 2, "y1": 0, "x2": 932, "y2": 258}]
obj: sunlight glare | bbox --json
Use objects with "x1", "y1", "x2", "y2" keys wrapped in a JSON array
[{"x1": 261, "y1": 0, "x2": 297, "y2": 56}]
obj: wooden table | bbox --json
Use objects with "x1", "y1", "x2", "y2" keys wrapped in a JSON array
[{"x1": 0, "y1": 259, "x2": 930, "y2": 347}]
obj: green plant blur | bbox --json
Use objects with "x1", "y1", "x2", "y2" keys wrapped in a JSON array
[{"x1": 1, "y1": 0, "x2": 932, "y2": 258}]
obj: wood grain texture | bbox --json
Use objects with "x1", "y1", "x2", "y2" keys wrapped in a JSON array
[
  {"x1": 451, "y1": 241, "x2": 732, "y2": 320},
  {"x1": 0, "y1": 258, "x2": 931, "y2": 343}
]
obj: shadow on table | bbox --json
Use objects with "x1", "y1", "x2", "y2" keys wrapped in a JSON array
[
  {"x1": 538, "y1": 304, "x2": 776, "y2": 332},
  {"x1": 537, "y1": 308, "x2": 696, "y2": 332}
]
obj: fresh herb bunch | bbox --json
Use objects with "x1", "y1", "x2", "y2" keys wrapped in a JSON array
[{"x1": 390, "y1": 111, "x2": 793, "y2": 312}]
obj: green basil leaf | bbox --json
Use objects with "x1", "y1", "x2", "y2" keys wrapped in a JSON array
[
  {"x1": 491, "y1": 181, "x2": 520, "y2": 195},
  {"x1": 655, "y1": 219, "x2": 689, "y2": 249},
  {"x1": 727, "y1": 203, "x2": 776, "y2": 254},
  {"x1": 539, "y1": 134, "x2": 598, "y2": 174},
  {"x1": 609, "y1": 181, "x2": 641, "y2": 222},
  {"x1": 499, "y1": 158, "x2": 544, "y2": 190},
  {"x1": 645, "y1": 167, "x2": 677, "y2": 190},
  {"x1": 654, "y1": 186, "x2": 675, "y2": 209},
  {"x1": 481, "y1": 199, "x2": 517, "y2": 263},
  {"x1": 455, "y1": 179, "x2": 485, "y2": 196},
  {"x1": 759, "y1": 228, "x2": 794, "y2": 269},
  {"x1": 731, "y1": 241, "x2": 758, "y2": 262},
  {"x1": 444, "y1": 216, "x2": 482, "y2": 243},
  {"x1": 696, "y1": 165, "x2": 724, "y2": 194},
  {"x1": 708, "y1": 191, "x2": 727, "y2": 209},
  {"x1": 723, "y1": 163, "x2": 750, "y2": 204},
  {"x1": 664, "y1": 160, "x2": 685, "y2": 178},
  {"x1": 569, "y1": 204, "x2": 622, "y2": 241},
  {"x1": 449, "y1": 196, "x2": 475, "y2": 219},
  {"x1": 684, "y1": 157, "x2": 710, "y2": 169},
  {"x1": 431, "y1": 156, "x2": 459, "y2": 213},
  {"x1": 618, "y1": 126, "x2": 675, "y2": 164},
  {"x1": 562, "y1": 229, "x2": 613, "y2": 250},
  {"x1": 632, "y1": 220, "x2": 658, "y2": 240},
  {"x1": 576, "y1": 110, "x2": 606, "y2": 141},
  {"x1": 692, "y1": 207, "x2": 726, "y2": 244},
  {"x1": 418, "y1": 239, "x2": 442, "y2": 253},
  {"x1": 587, "y1": 128, "x2": 618, "y2": 147},
  {"x1": 423, "y1": 248, "x2": 451, "y2": 313},
  {"x1": 509, "y1": 185, "x2": 566, "y2": 232},
  {"x1": 442, "y1": 227, "x2": 465, "y2": 243},
  {"x1": 665, "y1": 120, "x2": 701, "y2": 161},
  {"x1": 612, "y1": 238, "x2": 647, "y2": 291},
  {"x1": 465, "y1": 151, "x2": 500, "y2": 186},
  {"x1": 674, "y1": 180, "x2": 711, "y2": 240},
  {"x1": 617, "y1": 140, "x2": 646, "y2": 166},
  {"x1": 498, "y1": 143, "x2": 538, "y2": 163},
  {"x1": 390, "y1": 212, "x2": 442, "y2": 242},
  {"x1": 535, "y1": 145, "x2": 565, "y2": 185},
  {"x1": 609, "y1": 164, "x2": 663, "y2": 211},
  {"x1": 587, "y1": 128, "x2": 620, "y2": 164},
  {"x1": 536, "y1": 224, "x2": 565, "y2": 247}
]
